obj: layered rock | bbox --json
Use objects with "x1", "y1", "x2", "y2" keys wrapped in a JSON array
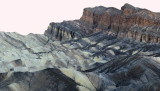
[
  {"x1": 1, "y1": 3, "x2": 160, "y2": 91},
  {"x1": 0, "y1": 30, "x2": 160, "y2": 91},
  {"x1": 121, "y1": 25, "x2": 160, "y2": 43},
  {"x1": 44, "y1": 21, "x2": 85, "y2": 41},
  {"x1": 80, "y1": 3, "x2": 160, "y2": 43},
  {"x1": 45, "y1": 4, "x2": 160, "y2": 43}
]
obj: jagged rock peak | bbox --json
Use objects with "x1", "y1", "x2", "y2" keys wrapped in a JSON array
[
  {"x1": 83, "y1": 3, "x2": 140, "y2": 16},
  {"x1": 84, "y1": 5, "x2": 121, "y2": 15},
  {"x1": 85, "y1": 6, "x2": 107, "y2": 13},
  {"x1": 121, "y1": 3, "x2": 140, "y2": 15},
  {"x1": 121, "y1": 3, "x2": 136, "y2": 10}
]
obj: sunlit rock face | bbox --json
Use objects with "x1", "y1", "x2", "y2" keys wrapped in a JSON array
[
  {"x1": 80, "y1": 3, "x2": 160, "y2": 43},
  {"x1": 45, "y1": 3, "x2": 160, "y2": 43},
  {"x1": 1, "y1": 3, "x2": 160, "y2": 91}
]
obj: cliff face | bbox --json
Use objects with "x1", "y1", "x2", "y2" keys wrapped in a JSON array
[
  {"x1": 45, "y1": 4, "x2": 160, "y2": 43},
  {"x1": 119, "y1": 25, "x2": 160, "y2": 43},
  {"x1": 80, "y1": 3, "x2": 160, "y2": 43},
  {"x1": 44, "y1": 21, "x2": 83, "y2": 41}
]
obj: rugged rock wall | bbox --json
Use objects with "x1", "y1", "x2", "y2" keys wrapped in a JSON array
[
  {"x1": 44, "y1": 4, "x2": 160, "y2": 43},
  {"x1": 44, "y1": 21, "x2": 85, "y2": 41},
  {"x1": 118, "y1": 25, "x2": 160, "y2": 43},
  {"x1": 80, "y1": 3, "x2": 160, "y2": 43}
]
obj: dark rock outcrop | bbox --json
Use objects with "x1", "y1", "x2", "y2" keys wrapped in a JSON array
[
  {"x1": 44, "y1": 21, "x2": 84, "y2": 41},
  {"x1": 0, "y1": 68, "x2": 78, "y2": 91}
]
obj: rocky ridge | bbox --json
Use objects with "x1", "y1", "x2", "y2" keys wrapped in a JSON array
[
  {"x1": 49, "y1": 4, "x2": 160, "y2": 43},
  {"x1": 46, "y1": 4, "x2": 160, "y2": 43},
  {"x1": 0, "y1": 3, "x2": 160, "y2": 91},
  {"x1": 80, "y1": 3, "x2": 160, "y2": 43}
]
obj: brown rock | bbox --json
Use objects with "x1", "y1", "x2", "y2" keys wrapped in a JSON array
[
  {"x1": 45, "y1": 3, "x2": 160, "y2": 43},
  {"x1": 80, "y1": 3, "x2": 160, "y2": 43}
]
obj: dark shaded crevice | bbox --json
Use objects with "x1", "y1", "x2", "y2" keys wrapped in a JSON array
[
  {"x1": 111, "y1": 65, "x2": 145, "y2": 87},
  {"x1": 98, "y1": 56, "x2": 128, "y2": 73},
  {"x1": 105, "y1": 55, "x2": 141, "y2": 73},
  {"x1": 55, "y1": 27, "x2": 60, "y2": 39},
  {"x1": 0, "y1": 68, "x2": 79, "y2": 91}
]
